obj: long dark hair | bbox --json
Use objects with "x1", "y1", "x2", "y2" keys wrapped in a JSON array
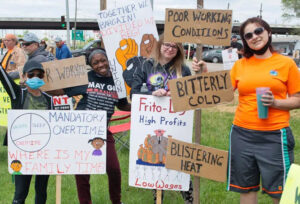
[{"x1": 240, "y1": 17, "x2": 275, "y2": 58}]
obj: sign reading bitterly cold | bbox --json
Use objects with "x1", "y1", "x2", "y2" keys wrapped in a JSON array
[
  {"x1": 97, "y1": 0, "x2": 159, "y2": 98},
  {"x1": 129, "y1": 94, "x2": 194, "y2": 191},
  {"x1": 7, "y1": 110, "x2": 107, "y2": 175},
  {"x1": 164, "y1": 9, "x2": 232, "y2": 46},
  {"x1": 168, "y1": 70, "x2": 234, "y2": 112}
]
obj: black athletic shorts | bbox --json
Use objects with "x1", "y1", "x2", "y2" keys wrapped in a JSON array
[{"x1": 227, "y1": 125, "x2": 295, "y2": 199}]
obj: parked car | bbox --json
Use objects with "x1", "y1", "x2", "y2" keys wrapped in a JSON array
[
  {"x1": 202, "y1": 49, "x2": 223, "y2": 63},
  {"x1": 71, "y1": 39, "x2": 102, "y2": 62}
]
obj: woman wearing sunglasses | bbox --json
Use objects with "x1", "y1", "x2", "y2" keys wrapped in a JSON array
[
  {"x1": 0, "y1": 60, "x2": 53, "y2": 204},
  {"x1": 226, "y1": 17, "x2": 300, "y2": 203}
]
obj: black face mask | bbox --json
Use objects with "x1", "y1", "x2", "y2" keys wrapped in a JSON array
[{"x1": 249, "y1": 36, "x2": 272, "y2": 55}]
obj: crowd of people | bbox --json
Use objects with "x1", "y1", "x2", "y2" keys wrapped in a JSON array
[{"x1": 1, "y1": 16, "x2": 300, "y2": 204}]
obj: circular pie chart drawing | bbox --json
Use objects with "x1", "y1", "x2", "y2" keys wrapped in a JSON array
[{"x1": 10, "y1": 113, "x2": 51, "y2": 152}]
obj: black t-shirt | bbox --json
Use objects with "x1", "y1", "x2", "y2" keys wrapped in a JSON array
[{"x1": 64, "y1": 70, "x2": 128, "y2": 121}]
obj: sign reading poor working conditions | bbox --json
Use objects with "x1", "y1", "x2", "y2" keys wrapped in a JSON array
[
  {"x1": 164, "y1": 9, "x2": 232, "y2": 46},
  {"x1": 7, "y1": 110, "x2": 107, "y2": 175},
  {"x1": 40, "y1": 56, "x2": 88, "y2": 91},
  {"x1": 165, "y1": 137, "x2": 228, "y2": 182},
  {"x1": 168, "y1": 70, "x2": 234, "y2": 112}
]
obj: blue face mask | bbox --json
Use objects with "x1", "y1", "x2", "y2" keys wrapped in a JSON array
[{"x1": 25, "y1": 77, "x2": 45, "y2": 90}]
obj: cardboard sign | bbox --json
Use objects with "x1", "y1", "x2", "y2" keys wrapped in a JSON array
[
  {"x1": 280, "y1": 164, "x2": 300, "y2": 204},
  {"x1": 164, "y1": 9, "x2": 232, "y2": 46},
  {"x1": 129, "y1": 94, "x2": 194, "y2": 191},
  {"x1": 165, "y1": 137, "x2": 228, "y2": 182},
  {"x1": 168, "y1": 70, "x2": 234, "y2": 112},
  {"x1": 222, "y1": 48, "x2": 239, "y2": 70},
  {"x1": 97, "y1": 0, "x2": 159, "y2": 98},
  {"x1": 53, "y1": 95, "x2": 73, "y2": 110},
  {"x1": 0, "y1": 79, "x2": 20, "y2": 127},
  {"x1": 7, "y1": 110, "x2": 107, "y2": 175},
  {"x1": 40, "y1": 56, "x2": 88, "y2": 91}
]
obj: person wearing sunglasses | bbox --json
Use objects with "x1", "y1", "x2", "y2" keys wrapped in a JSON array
[
  {"x1": 0, "y1": 60, "x2": 54, "y2": 204},
  {"x1": 225, "y1": 17, "x2": 300, "y2": 204}
]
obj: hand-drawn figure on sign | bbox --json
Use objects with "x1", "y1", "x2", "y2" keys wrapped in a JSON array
[
  {"x1": 88, "y1": 137, "x2": 106, "y2": 156},
  {"x1": 140, "y1": 34, "x2": 157, "y2": 58},
  {"x1": 136, "y1": 129, "x2": 169, "y2": 167},
  {"x1": 115, "y1": 38, "x2": 138, "y2": 72},
  {"x1": 10, "y1": 160, "x2": 23, "y2": 175}
]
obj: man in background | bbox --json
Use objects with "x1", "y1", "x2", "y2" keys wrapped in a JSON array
[
  {"x1": 225, "y1": 35, "x2": 243, "y2": 59},
  {"x1": 54, "y1": 37, "x2": 72, "y2": 60}
]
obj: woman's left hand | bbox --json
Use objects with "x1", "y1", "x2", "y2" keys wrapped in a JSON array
[{"x1": 261, "y1": 90, "x2": 276, "y2": 107}]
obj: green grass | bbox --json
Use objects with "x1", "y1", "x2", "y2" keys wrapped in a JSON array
[{"x1": 0, "y1": 110, "x2": 299, "y2": 204}]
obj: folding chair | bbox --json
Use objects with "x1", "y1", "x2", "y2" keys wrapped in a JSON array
[{"x1": 108, "y1": 111, "x2": 131, "y2": 152}]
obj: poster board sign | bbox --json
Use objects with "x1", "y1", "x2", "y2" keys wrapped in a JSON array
[
  {"x1": 168, "y1": 70, "x2": 234, "y2": 112},
  {"x1": 129, "y1": 94, "x2": 194, "y2": 191},
  {"x1": 40, "y1": 56, "x2": 88, "y2": 91},
  {"x1": 165, "y1": 137, "x2": 228, "y2": 182},
  {"x1": 164, "y1": 9, "x2": 232, "y2": 46},
  {"x1": 97, "y1": 0, "x2": 159, "y2": 98},
  {"x1": 280, "y1": 164, "x2": 300, "y2": 204},
  {"x1": 222, "y1": 48, "x2": 238, "y2": 70},
  {"x1": 0, "y1": 79, "x2": 19, "y2": 127},
  {"x1": 7, "y1": 110, "x2": 107, "y2": 175},
  {"x1": 53, "y1": 95, "x2": 73, "y2": 110}
]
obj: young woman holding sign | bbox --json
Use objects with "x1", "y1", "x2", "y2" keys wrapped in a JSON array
[
  {"x1": 194, "y1": 17, "x2": 300, "y2": 204},
  {"x1": 52, "y1": 49, "x2": 131, "y2": 204},
  {"x1": 131, "y1": 34, "x2": 207, "y2": 204}
]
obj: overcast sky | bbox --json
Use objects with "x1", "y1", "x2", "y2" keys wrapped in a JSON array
[{"x1": 0, "y1": 0, "x2": 298, "y2": 39}]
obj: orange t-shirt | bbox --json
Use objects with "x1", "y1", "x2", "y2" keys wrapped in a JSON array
[{"x1": 230, "y1": 53, "x2": 300, "y2": 131}]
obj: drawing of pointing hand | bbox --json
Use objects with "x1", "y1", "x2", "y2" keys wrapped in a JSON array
[
  {"x1": 140, "y1": 34, "x2": 157, "y2": 58},
  {"x1": 115, "y1": 38, "x2": 138, "y2": 71}
]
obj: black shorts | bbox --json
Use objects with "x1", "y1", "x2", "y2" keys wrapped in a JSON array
[{"x1": 227, "y1": 125, "x2": 295, "y2": 198}]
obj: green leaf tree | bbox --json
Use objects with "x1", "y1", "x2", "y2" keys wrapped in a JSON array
[{"x1": 281, "y1": 0, "x2": 300, "y2": 19}]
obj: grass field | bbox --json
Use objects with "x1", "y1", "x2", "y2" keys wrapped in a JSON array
[{"x1": 0, "y1": 108, "x2": 299, "y2": 204}]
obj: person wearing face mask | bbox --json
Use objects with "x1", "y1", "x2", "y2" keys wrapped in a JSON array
[
  {"x1": 0, "y1": 60, "x2": 53, "y2": 204},
  {"x1": 192, "y1": 17, "x2": 300, "y2": 204}
]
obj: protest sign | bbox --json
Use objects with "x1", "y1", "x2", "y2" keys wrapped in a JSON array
[
  {"x1": 7, "y1": 110, "x2": 107, "y2": 175},
  {"x1": 53, "y1": 95, "x2": 73, "y2": 110},
  {"x1": 0, "y1": 79, "x2": 19, "y2": 127},
  {"x1": 280, "y1": 164, "x2": 300, "y2": 204},
  {"x1": 168, "y1": 70, "x2": 234, "y2": 112},
  {"x1": 129, "y1": 94, "x2": 194, "y2": 191},
  {"x1": 97, "y1": 0, "x2": 159, "y2": 98},
  {"x1": 222, "y1": 48, "x2": 238, "y2": 70},
  {"x1": 40, "y1": 56, "x2": 88, "y2": 91},
  {"x1": 165, "y1": 137, "x2": 228, "y2": 182},
  {"x1": 164, "y1": 9, "x2": 232, "y2": 46}
]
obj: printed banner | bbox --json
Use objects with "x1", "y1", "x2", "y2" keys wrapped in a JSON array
[
  {"x1": 164, "y1": 9, "x2": 232, "y2": 46},
  {"x1": 8, "y1": 110, "x2": 107, "y2": 175},
  {"x1": 97, "y1": 0, "x2": 159, "y2": 98},
  {"x1": 53, "y1": 95, "x2": 73, "y2": 110},
  {"x1": 222, "y1": 48, "x2": 238, "y2": 70},
  {"x1": 129, "y1": 94, "x2": 194, "y2": 191},
  {"x1": 166, "y1": 138, "x2": 228, "y2": 182},
  {"x1": 280, "y1": 164, "x2": 300, "y2": 204},
  {"x1": 168, "y1": 70, "x2": 234, "y2": 112}
]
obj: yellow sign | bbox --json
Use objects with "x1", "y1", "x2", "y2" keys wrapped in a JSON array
[
  {"x1": 0, "y1": 79, "x2": 20, "y2": 127},
  {"x1": 280, "y1": 164, "x2": 300, "y2": 204}
]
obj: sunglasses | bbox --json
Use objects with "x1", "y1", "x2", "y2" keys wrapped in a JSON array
[
  {"x1": 163, "y1": 43, "x2": 178, "y2": 50},
  {"x1": 22, "y1": 42, "x2": 35, "y2": 47},
  {"x1": 244, "y1": 27, "x2": 265, "y2": 40},
  {"x1": 27, "y1": 71, "x2": 44, "y2": 79}
]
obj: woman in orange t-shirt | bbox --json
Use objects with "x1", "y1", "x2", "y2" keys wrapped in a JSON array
[{"x1": 227, "y1": 17, "x2": 300, "y2": 204}]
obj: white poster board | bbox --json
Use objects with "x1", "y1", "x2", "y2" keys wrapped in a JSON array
[
  {"x1": 129, "y1": 94, "x2": 194, "y2": 191},
  {"x1": 8, "y1": 110, "x2": 107, "y2": 175},
  {"x1": 222, "y1": 48, "x2": 239, "y2": 70},
  {"x1": 97, "y1": 0, "x2": 159, "y2": 98},
  {"x1": 53, "y1": 95, "x2": 73, "y2": 110}
]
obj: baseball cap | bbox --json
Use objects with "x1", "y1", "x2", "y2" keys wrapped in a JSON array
[
  {"x1": 23, "y1": 33, "x2": 39, "y2": 43},
  {"x1": 54, "y1": 37, "x2": 62, "y2": 42},
  {"x1": 23, "y1": 60, "x2": 45, "y2": 74},
  {"x1": 231, "y1": 35, "x2": 238, "y2": 39}
]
